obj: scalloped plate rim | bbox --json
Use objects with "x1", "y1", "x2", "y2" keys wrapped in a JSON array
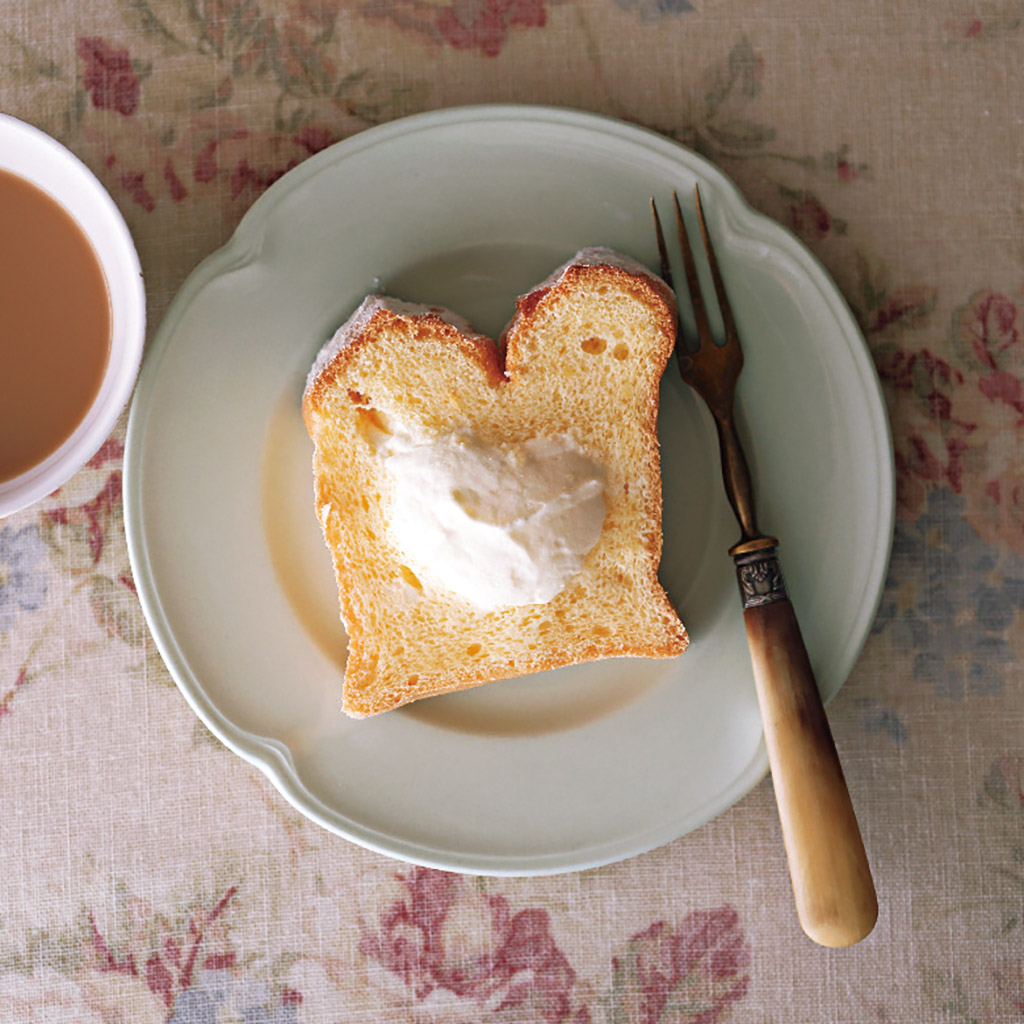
[{"x1": 124, "y1": 104, "x2": 894, "y2": 876}]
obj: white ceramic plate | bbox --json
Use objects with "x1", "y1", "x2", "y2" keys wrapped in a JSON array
[{"x1": 124, "y1": 106, "x2": 893, "y2": 875}]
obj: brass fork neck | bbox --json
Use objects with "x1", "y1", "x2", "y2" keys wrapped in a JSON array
[{"x1": 714, "y1": 412, "x2": 777, "y2": 556}]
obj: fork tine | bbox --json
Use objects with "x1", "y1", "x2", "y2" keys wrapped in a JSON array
[
  {"x1": 649, "y1": 198, "x2": 674, "y2": 294},
  {"x1": 672, "y1": 191, "x2": 715, "y2": 347},
  {"x1": 694, "y1": 184, "x2": 740, "y2": 347}
]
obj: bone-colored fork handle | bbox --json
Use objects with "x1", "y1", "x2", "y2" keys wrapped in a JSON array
[{"x1": 736, "y1": 548, "x2": 878, "y2": 948}]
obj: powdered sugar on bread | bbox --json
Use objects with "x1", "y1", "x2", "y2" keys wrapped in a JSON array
[{"x1": 535, "y1": 246, "x2": 663, "y2": 290}]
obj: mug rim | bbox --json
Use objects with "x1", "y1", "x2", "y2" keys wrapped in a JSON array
[{"x1": 0, "y1": 113, "x2": 146, "y2": 518}]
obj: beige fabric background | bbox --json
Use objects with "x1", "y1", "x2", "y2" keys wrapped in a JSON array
[{"x1": 1, "y1": 0, "x2": 1023, "y2": 1020}]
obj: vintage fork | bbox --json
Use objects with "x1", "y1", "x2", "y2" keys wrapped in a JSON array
[{"x1": 652, "y1": 187, "x2": 878, "y2": 948}]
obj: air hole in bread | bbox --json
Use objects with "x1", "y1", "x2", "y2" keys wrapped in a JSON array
[
  {"x1": 594, "y1": 625, "x2": 612, "y2": 637},
  {"x1": 580, "y1": 336, "x2": 607, "y2": 355},
  {"x1": 538, "y1": 620, "x2": 553, "y2": 632},
  {"x1": 400, "y1": 566, "x2": 423, "y2": 591},
  {"x1": 466, "y1": 643, "x2": 483, "y2": 656},
  {"x1": 613, "y1": 343, "x2": 630, "y2": 360},
  {"x1": 347, "y1": 389, "x2": 366, "y2": 405},
  {"x1": 406, "y1": 675, "x2": 419, "y2": 687},
  {"x1": 355, "y1": 407, "x2": 392, "y2": 447}
]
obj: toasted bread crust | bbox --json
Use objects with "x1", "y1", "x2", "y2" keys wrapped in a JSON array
[
  {"x1": 304, "y1": 250, "x2": 687, "y2": 717},
  {"x1": 303, "y1": 304, "x2": 504, "y2": 430}
]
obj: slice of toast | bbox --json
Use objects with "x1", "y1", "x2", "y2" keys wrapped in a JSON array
[{"x1": 303, "y1": 248, "x2": 688, "y2": 717}]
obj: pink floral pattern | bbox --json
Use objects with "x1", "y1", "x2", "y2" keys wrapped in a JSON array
[
  {"x1": 874, "y1": 284, "x2": 1024, "y2": 550},
  {"x1": 363, "y1": 0, "x2": 555, "y2": 55},
  {"x1": 945, "y1": 8, "x2": 1024, "y2": 40},
  {"x1": 0, "y1": 2, "x2": 1022, "y2": 1021},
  {"x1": 362, "y1": 868, "x2": 591, "y2": 1021},
  {"x1": 0, "y1": 886, "x2": 302, "y2": 1022},
  {"x1": 356, "y1": 870, "x2": 755, "y2": 1022},
  {"x1": 0, "y1": 868, "x2": 756, "y2": 1023},
  {"x1": 0, "y1": 440, "x2": 147, "y2": 724},
  {"x1": 436, "y1": 0, "x2": 548, "y2": 55},
  {"x1": 86, "y1": 887, "x2": 238, "y2": 1008},
  {"x1": 787, "y1": 194, "x2": 834, "y2": 239},
  {"x1": 77, "y1": 37, "x2": 142, "y2": 116},
  {"x1": 188, "y1": 123, "x2": 342, "y2": 201},
  {"x1": 610, "y1": 910, "x2": 750, "y2": 1024}
]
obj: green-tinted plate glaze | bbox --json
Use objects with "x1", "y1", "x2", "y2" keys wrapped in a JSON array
[{"x1": 124, "y1": 105, "x2": 893, "y2": 875}]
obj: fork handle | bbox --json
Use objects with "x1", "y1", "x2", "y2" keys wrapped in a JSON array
[{"x1": 735, "y1": 548, "x2": 878, "y2": 948}]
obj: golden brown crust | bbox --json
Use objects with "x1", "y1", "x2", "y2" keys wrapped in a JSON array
[
  {"x1": 344, "y1": 628, "x2": 689, "y2": 717},
  {"x1": 503, "y1": 263, "x2": 676, "y2": 379},
  {"x1": 304, "y1": 256, "x2": 687, "y2": 717},
  {"x1": 303, "y1": 307, "x2": 504, "y2": 428}
]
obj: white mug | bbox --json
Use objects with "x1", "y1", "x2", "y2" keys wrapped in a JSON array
[{"x1": 0, "y1": 113, "x2": 145, "y2": 517}]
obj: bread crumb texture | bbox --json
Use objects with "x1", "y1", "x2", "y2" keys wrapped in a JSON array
[{"x1": 302, "y1": 251, "x2": 688, "y2": 716}]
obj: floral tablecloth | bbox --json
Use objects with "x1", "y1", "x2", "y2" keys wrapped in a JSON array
[{"x1": 2, "y1": 1, "x2": 1023, "y2": 1021}]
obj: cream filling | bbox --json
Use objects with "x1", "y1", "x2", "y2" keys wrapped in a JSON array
[{"x1": 383, "y1": 432, "x2": 605, "y2": 611}]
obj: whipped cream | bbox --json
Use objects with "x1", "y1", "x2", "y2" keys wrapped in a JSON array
[{"x1": 383, "y1": 433, "x2": 605, "y2": 611}]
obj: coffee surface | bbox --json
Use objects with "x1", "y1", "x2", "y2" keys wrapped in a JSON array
[{"x1": 0, "y1": 169, "x2": 111, "y2": 483}]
